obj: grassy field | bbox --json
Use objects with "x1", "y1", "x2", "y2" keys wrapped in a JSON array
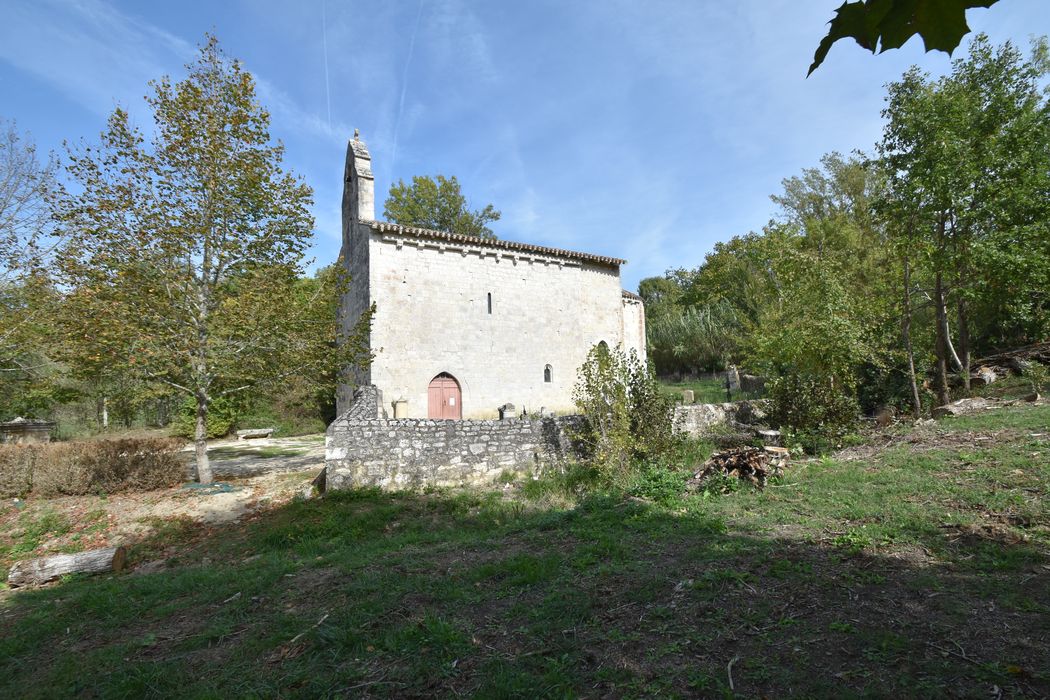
[
  {"x1": 659, "y1": 376, "x2": 737, "y2": 404},
  {"x1": 1, "y1": 404, "x2": 1048, "y2": 697}
]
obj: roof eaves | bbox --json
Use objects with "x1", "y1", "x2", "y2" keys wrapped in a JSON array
[{"x1": 363, "y1": 220, "x2": 627, "y2": 267}]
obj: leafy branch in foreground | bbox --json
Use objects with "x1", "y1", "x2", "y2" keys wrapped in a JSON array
[{"x1": 809, "y1": 0, "x2": 999, "y2": 76}]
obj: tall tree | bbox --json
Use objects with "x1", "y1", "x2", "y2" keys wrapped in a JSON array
[
  {"x1": 52, "y1": 36, "x2": 370, "y2": 483},
  {"x1": 384, "y1": 174, "x2": 500, "y2": 238},
  {"x1": 0, "y1": 120, "x2": 60, "y2": 416},
  {"x1": 878, "y1": 35, "x2": 1050, "y2": 404}
]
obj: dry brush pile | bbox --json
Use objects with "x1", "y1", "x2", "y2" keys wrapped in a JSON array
[{"x1": 0, "y1": 438, "x2": 185, "y2": 498}]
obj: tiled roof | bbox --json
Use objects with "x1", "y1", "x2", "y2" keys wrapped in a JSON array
[
  {"x1": 364, "y1": 220, "x2": 627, "y2": 267},
  {"x1": 621, "y1": 289, "x2": 643, "y2": 301}
]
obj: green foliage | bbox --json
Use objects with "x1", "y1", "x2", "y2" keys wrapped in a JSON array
[
  {"x1": 170, "y1": 395, "x2": 240, "y2": 439},
  {"x1": 383, "y1": 174, "x2": 500, "y2": 238},
  {"x1": 572, "y1": 343, "x2": 676, "y2": 480},
  {"x1": 646, "y1": 301, "x2": 740, "y2": 375},
  {"x1": 626, "y1": 439, "x2": 713, "y2": 505},
  {"x1": 0, "y1": 121, "x2": 62, "y2": 420},
  {"x1": 768, "y1": 372, "x2": 860, "y2": 454},
  {"x1": 879, "y1": 35, "x2": 1050, "y2": 401},
  {"x1": 1024, "y1": 363, "x2": 1049, "y2": 395},
  {"x1": 809, "y1": 0, "x2": 1000, "y2": 75},
  {"x1": 749, "y1": 251, "x2": 883, "y2": 391},
  {"x1": 49, "y1": 36, "x2": 372, "y2": 481},
  {"x1": 650, "y1": 38, "x2": 1049, "y2": 420}
]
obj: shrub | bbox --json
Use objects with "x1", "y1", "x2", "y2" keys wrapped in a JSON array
[
  {"x1": 0, "y1": 445, "x2": 34, "y2": 498},
  {"x1": 170, "y1": 395, "x2": 239, "y2": 439},
  {"x1": 0, "y1": 438, "x2": 185, "y2": 498},
  {"x1": 572, "y1": 343, "x2": 676, "y2": 480},
  {"x1": 1024, "y1": 362, "x2": 1049, "y2": 394},
  {"x1": 768, "y1": 372, "x2": 859, "y2": 454}
]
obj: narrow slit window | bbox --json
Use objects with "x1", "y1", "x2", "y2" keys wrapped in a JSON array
[
  {"x1": 544, "y1": 364, "x2": 553, "y2": 383},
  {"x1": 487, "y1": 292, "x2": 492, "y2": 314}
]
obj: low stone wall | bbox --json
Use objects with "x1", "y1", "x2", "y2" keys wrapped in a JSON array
[
  {"x1": 325, "y1": 409, "x2": 585, "y2": 491},
  {"x1": 672, "y1": 400, "x2": 769, "y2": 438},
  {"x1": 325, "y1": 388, "x2": 770, "y2": 491}
]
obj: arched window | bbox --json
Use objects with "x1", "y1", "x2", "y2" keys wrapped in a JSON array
[{"x1": 544, "y1": 364, "x2": 553, "y2": 383}]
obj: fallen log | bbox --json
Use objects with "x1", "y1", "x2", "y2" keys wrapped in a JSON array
[
  {"x1": 7, "y1": 546, "x2": 127, "y2": 587},
  {"x1": 237, "y1": 427, "x2": 274, "y2": 440},
  {"x1": 975, "y1": 342, "x2": 1050, "y2": 374},
  {"x1": 931, "y1": 397, "x2": 991, "y2": 418}
]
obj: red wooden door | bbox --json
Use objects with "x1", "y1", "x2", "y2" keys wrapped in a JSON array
[{"x1": 427, "y1": 374, "x2": 462, "y2": 419}]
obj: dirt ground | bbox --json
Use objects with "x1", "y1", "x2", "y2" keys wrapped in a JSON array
[{"x1": 1, "y1": 435, "x2": 326, "y2": 579}]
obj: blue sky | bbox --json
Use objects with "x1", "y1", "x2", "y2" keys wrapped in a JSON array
[{"x1": 1, "y1": 0, "x2": 1046, "y2": 291}]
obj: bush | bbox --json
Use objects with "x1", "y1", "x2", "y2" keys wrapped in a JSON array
[
  {"x1": 768, "y1": 372, "x2": 859, "y2": 454},
  {"x1": 170, "y1": 395, "x2": 239, "y2": 439},
  {"x1": 572, "y1": 343, "x2": 677, "y2": 480},
  {"x1": 0, "y1": 438, "x2": 185, "y2": 498},
  {"x1": 626, "y1": 439, "x2": 715, "y2": 504}
]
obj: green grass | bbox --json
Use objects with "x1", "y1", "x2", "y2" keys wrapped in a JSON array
[
  {"x1": 1, "y1": 403, "x2": 1048, "y2": 697},
  {"x1": 659, "y1": 376, "x2": 736, "y2": 403},
  {"x1": 208, "y1": 445, "x2": 308, "y2": 460}
]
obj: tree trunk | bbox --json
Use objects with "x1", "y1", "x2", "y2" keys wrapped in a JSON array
[
  {"x1": 96, "y1": 396, "x2": 109, "y2": 430},
  {"x1": 943, "y1": 315, "x2": 964, "y2": 373},
  {"x1": 934, "y1": 271, "x2": 951, "y2": 407},
  {"x1": 7, "y1": 546, "x2": 127, "y2": 587},
  {"x1": 194, "y1": 390, "x2": 213, "y2": 484},
  {"x1": 957, "y1": 297, "x2": 971, "y2": 391},
  {"x1": 901, "y1": 259, "x2": 922, "y2": 418}
]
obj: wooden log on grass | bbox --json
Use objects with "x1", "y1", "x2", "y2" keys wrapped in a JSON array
[{"x1": 7, "y1": 546, "x2": 127, "y2": 587}]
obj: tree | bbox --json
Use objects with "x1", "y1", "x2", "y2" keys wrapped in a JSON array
[
  {"x1": 0, "y1": 120, "x2": 61, "y2": 418},
  {"x1": 572, "y1": 343, "x2": 675, "y2": 479},
  {"x1": 52, "y1": 36, "x2": 370, "y2": 483},
  {"x1": 809, "y1": 0, "x2": 1000, "y2": 75},
  {"x1": 878, "y1": 35, "x2": 1050, "y2": 405},
  {"x1": 384, "y1": 174, "x2": 500, "y2": 238}
]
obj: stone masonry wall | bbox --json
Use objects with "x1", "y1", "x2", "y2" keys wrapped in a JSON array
[
  {"x1": 672, "y1": 400, "x2": 769, "y2": 438},
  {"x1": 326, "y1": 408, "x2": 585, "y2": 491},
  {"x1": 365, "y1": 230, "x2": 631, "y2": 419}
]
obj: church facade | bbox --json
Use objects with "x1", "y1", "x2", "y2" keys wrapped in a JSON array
[{"x1": 337, "y1": 133, "x2": 645, "y2": 420}]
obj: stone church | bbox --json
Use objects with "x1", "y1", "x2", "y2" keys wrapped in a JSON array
[{"x1": 337, "y1": 133, "x2": 645, "y2": 420}]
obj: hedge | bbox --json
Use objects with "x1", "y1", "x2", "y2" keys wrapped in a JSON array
[{"x1": 0, "y1": 438, "x2": 186, "y2": 498}]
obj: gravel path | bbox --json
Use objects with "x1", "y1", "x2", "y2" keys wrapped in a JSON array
[{"x1": 180, "y1": 435, "x2": 325, "y2": 479}]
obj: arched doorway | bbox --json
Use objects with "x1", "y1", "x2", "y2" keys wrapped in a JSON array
[{"x1": 428, "y1": 373, "x2": 462, "y2": 419}]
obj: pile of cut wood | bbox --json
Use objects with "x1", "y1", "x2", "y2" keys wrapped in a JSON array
[
  {"x1": 973, "y1": 341, "x2": 1050, "y2": 379},
  {"x1": 687, "y1": 446, "x2": 790, "y2": 489}
]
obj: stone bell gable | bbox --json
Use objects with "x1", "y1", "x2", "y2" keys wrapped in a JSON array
[{"x1": 336, "y1": 132, "x2": 645, "y2": 420}]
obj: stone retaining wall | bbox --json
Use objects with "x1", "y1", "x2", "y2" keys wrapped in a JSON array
[
  {"x1": 325, "y1": 407, "x2": 584, "y2": 490},
  {"x1": 672, "y1": 400, "x2": 769, "y2": 438},
  {"x1": 325, "y1": 387, "x2": 769, "y2": 491}
]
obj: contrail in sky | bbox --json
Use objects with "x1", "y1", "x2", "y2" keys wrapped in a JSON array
[
  {"x1": 391, "y1": 0, "x2": 424, "y2": 173},
  {"x1": 322, "y1": 0, "x2": 332, "y2": 131}
]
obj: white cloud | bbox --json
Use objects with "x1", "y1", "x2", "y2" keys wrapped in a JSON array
[{"x1": 0, "y1": 0, "x2": 192, "y2": 118}]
